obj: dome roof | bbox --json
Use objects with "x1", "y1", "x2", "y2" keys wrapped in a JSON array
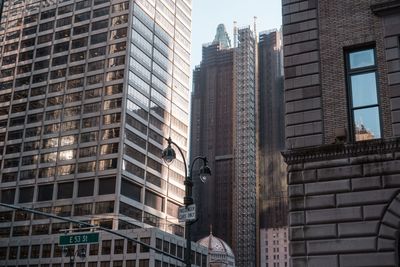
[{"x1": 197, "y1": 233, "x2": 235, "y2": 258}]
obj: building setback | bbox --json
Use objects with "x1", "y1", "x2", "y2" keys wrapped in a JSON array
[
  {"x1": 190, "y1": 24, "x2": 257, "y2": 267},
  {"x1": 282, "y1": 0, "x2": 400, "y2": 266},
  {"x1": 0, "y1": 0, "x2": 194, "y2": 265}
]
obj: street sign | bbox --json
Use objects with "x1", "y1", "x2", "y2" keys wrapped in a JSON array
[
  {"x1": 59, "y1": 232, "x2": 99, "y2": 246},
  {"x1": 178, "y1": 204, "x2": 196, "y2": 223}
]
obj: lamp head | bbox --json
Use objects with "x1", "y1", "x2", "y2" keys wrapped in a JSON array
[
  {"x1": 199, "y1": 161, "x2": 211, "y2": 183},
  {"x1": 162, "y1": 142, "x2": 176, "y2": 164}
]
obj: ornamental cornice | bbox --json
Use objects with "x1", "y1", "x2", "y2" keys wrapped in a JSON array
[{"x1": 282, "y1": 138, "x2": 400, "y2": 164}]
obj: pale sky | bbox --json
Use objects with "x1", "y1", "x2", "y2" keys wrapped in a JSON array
[{"x1": 190, "y1": 0, "x2": 283, "y2": 69}]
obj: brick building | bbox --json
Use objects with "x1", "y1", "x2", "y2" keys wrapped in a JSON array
[{"x1": 282, "y1": 0, "x2": 400, "y2": 266}]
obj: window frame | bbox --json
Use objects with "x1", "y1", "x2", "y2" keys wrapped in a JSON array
[{"x1": 345, "y1": 45, "x2": 382, "y2": 142}]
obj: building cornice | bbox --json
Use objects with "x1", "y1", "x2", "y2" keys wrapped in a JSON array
[
  {"x1": 282, "y1": 138, "x2": 400, "y2": 164},
  {"x1": 371, "y1": 0, "x2": 400, "y2": 16}
]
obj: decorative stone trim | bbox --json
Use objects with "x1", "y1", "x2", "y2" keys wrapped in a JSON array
[
  {"x1": 370, "y1": 0, "x2": 400, "y2": 16},
  {"x1": 282, "y1": 138, "x2": 400, "y2": 164}
]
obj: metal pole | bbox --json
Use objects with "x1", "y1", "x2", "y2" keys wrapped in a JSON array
[{"x1": 184, "y1": 176, "x2": 193, "y2": 267}]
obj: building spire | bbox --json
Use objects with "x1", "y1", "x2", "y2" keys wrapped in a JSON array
[{"x1": 213, "y1": 24, "x2": 231, "y2": 48}]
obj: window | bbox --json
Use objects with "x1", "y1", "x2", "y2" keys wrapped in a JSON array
[
  {"x1": 145, "y1": 190, "x2": 164, "y2": 212},
  {"x1": 91, "y1": 33, "x2": 107, "y2": 45},
  {"x1": 114, "y1": 239, "x2": 124, "y2": 254},
  {"x1": 74, "y1": 203, "x2": 92, "y2": 216},
  {"x1": 19, "y1": 187, "x2": 34, "y2": 203},
  {"x1": 1, "y1": 189, "x2": 15, "y2": 204},
  {"x1": 346, "y1": 47, "x2": 381, "y2": 141},
  {"x1": 73, "y1": 24, "x2": 90, "y2": 35},
  {"x1": 78, "y1": 180, "x2": 94, "y2": 197},
  {"x1": 38, "y1": 184, "x2": 54, "y2": 201},
  {"x1": 98, "y1": 177, "x2": 116, "y2": 195},
  {"x1": 95, "y1": 201, "x2": 114, "y2": 214},
  {"x1": 74, "y1": 11, "x2": 91, "y2": 23},
  {"x1": 101, "y1": 240, "x2": 111, "y2": 255},
  {"x1": 89, "y1": 46, "x2": 107, "y2": 58},
  {"x1": 121, "y1": 178, "x2": 141, "y2": 202},
  {"x1": 57, "y1": 182, "x2": 74, "y2": 199},
  {"x1": 55, "y1": 29, "x2": 71, "y2": 39}
]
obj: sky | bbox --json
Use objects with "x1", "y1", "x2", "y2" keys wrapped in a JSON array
[{"x1": 190, "y1": 0, "x2": 283, "y2": 70}]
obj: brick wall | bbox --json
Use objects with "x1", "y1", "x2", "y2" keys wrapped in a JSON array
[{"x1": 283, "y1": 0, "x2": 323, "y2": 149}]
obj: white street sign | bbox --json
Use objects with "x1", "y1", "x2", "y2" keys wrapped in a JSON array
[{"x1": 178, "y1": 204, "x2": 196, "y2": 223}]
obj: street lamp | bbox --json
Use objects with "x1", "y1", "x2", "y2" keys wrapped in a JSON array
[
  {"x1": 162, "y1": 137, "x2": 211, "y2": 267},
  {"x1": 62, "y1": 246, "x2": 86, "y2": 267}
]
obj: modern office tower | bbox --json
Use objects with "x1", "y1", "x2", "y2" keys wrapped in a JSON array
[
  {"x1": 0, "y1": 227, "x2": 208, "y2": 267},
  {"x1": 260, "y1": 228, "x2": 288, "y2": 267},
  {"x1": 258, "y1": 29, "x2": 288, "y2": 267},
  {"x1": 282, "y1": 0, "x2": 400, "y2": 266},
  {"x1": 0, "y1": 0, "x2": 192, "y2": 264},
  {"x1": 257, "y1": 29, "x2": 286, "y2": 230},
  {"x1": 190, "y1": 24, "x2": 257, "y2": 267}
]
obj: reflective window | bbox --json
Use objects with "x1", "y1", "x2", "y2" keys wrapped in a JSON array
[
  {"x1": 74, "y1": 203, "x2": 92, "y2": 216},
  {"x1": 121, "y1": 178, "x2": 141, "y2": 202},
  {"x1": 90, "y1": 32, "x2": 107, "y2": 44},
  {"x1": 89, "y1": 46, "x2": 107, "y2": 58},
  {"x1": 73, "y1": 24, "x2": 90, "y2": 35},
  {"x1": 55, "y1": 29, "x2": 71, "y2": 39},
  {"x1": 110, "y1": 28, "x2": 127, "y2": 40},
  {"x1": 92, "y1": 19, "x2": 108, "y2": 31},
  {"x1": 72, "y1": 37, "x2": 88, "y2": 49},
  {"x1": 95, "y1": 201, "x2": 114, "y2": 214},
  {"x1": 347, "y1": 48, "x2": 381, "y2": 141},
  {"x1": 93, "y1": 7, "x2": 109, "y2": 18},
  {"x1": 70, "y1": 51, "x2": 86, "y2": 62},
  {"x1": 74, "y1": 11, "x2": 91, "y2": 23}
]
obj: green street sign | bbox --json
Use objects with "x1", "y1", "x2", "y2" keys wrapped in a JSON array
[{"x1": 59, "y1": 232, "x2": 99, "y2": 246}]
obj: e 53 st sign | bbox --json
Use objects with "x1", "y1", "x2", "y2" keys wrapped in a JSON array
[{"x1": 59, "y1": 232, "x2": 99, "y2": 246}]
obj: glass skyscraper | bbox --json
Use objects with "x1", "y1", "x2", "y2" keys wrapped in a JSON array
[{"x1": 0, "y1": 0, "x2": 192, "y2": 265}]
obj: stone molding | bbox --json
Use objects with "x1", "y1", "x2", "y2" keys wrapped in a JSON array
[
  {"x1": 370, "y1": 0, "x2": 400, "y2": 16},
  {"x1": 282, "y1": 138, "x2": 400, "y2": 164}
]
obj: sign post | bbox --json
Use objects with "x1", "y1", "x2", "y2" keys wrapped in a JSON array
[
  {"x1": 178, "y1": 204, "x2": 196, "y2": 223},
  {"x1": 59, "y1": 232, "x2": 99, "y2": 246}
]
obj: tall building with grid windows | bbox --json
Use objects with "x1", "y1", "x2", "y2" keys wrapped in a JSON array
[{"x1": 0, "y1": 0, "x2": 193, "y2": 265}]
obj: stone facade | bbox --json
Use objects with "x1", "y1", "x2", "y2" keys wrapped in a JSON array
[
  {"x1": 282, "y1": 0, "x2": 400, "y2": 266},
  {"x1": 284, "y1": 140, "x2": 400, "y2": 267}
]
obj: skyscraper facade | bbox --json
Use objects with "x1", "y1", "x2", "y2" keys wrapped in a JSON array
[
  {"x1": 258, "y1": 29, "x2": 288, "y2": 267},
  {"x1": 190, "y1": 24, "x2": 235, "y2": 248},
  {"x1": 282, "y1": 0, "x2": 400, "y2": 266},
  {"x1": 0, "y1": 0, "x2": 193, "y2": 265},
  {"x1": 190, "y1": 24, "x2": 257, "y2": 267},
  {"x1": 257, "y1": 29, "x2": 287, "y2": 231}
]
